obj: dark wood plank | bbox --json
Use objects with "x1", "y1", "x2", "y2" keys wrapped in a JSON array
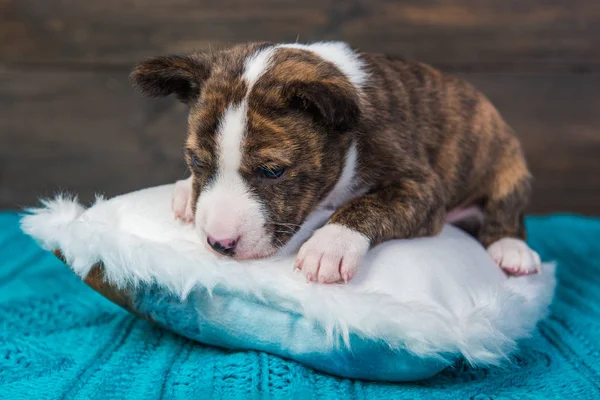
[
  {"x1": 2, "y1": 0, "x2": 600, "y2": 71},
  {"x1": 0, "y1": 70, "x2": 189, "y2": 208},
  {"x1": 1, "y1": 69, "x2": 598, "y2": 214}
]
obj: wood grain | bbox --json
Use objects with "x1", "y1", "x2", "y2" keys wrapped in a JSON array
[
  {"x1": 0, "y1": 70, "x2": 189, "y2": 207},
  {"x1": 2, "y1": 0, "x2": 600, "y2": 71},
  {"x1": 1, "y1": 69, "x2": 598, "y2": 213}
]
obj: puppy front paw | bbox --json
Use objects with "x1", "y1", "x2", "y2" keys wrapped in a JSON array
[
  {"x1": 172, "y1": 177, "x2": 194, "y2": 223},
  {"x1": 487, "y1": 238, "x2": 541, "y2": 276},
  {"x1": 295, "y1": 224, "x2": 370, "y2": 284}
]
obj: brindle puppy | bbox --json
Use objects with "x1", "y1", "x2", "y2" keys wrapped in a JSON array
[{"x1": 131, "y1": 42, "x2": 540, "y2": 283}]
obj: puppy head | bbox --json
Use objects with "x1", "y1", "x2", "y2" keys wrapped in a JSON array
[{"x1": 131, "y1": 42, "x2": 364, "y2": 259}]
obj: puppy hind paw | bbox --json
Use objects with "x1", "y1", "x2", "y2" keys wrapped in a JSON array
[{"x1": 487, "y1": 238, "x2": 541, "y2": 276}]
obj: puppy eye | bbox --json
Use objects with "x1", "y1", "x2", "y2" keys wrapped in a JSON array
[
  {"x1": 259, "y1": 165, "x2": 286, "y2": 180},
  {"x1": 190, "y1": 155, "x2": 204, "y2": 169}
]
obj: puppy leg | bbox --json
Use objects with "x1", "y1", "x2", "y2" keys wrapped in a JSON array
[
  {"x1": 297, "y1": 168, "x2": 446, "y2": 283},
  {"x1": 172, "y1": 176, "x2": 194, "y2": 223},
  {"x1": 479, "y1": 153, "x2": 541, "y2": 275}
]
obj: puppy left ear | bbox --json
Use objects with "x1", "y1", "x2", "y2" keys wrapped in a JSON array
[
  {"x1": 130, "y1": 54, "x2": 211, "y2": 104},
  {"x1": 283, "y1": 80, "x2": 361, "y2": 133}
]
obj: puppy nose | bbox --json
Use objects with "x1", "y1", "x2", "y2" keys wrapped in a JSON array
[{"x1": 206, "y1": 235, "x2": 238, "y2": 257}]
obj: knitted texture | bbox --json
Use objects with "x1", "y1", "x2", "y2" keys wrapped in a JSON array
[{"x1": 1, "y1": 212, "x2": 599, "y2": 399}]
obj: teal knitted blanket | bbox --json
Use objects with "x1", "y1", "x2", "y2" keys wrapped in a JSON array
[{"x1": 1, "y1": 212, "x2": 599, "y2": 399}]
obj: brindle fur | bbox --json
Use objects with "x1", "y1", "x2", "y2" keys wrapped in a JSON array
[{"x1": 131, "y1": 43, "x2": 531, "y2": 250}]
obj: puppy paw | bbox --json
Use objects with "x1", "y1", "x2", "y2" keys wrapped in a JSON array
[
  {"x1": 487, "y1": 238, "x2": 541, "y2": 276},
  {"x1": 172, "y1": 177, "x2": 194, "y2": 223},
  {"x1": 295, "y1": 224, "x2": 370, "y2": 284}
]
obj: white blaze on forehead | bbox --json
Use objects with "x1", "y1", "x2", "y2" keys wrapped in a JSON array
[
  {"x1": 216, "y1": 102, "x2": 247, "y2": 174},
  {"x1": 213, "y1": 45, "x2": 277, "y2": 179},
  {"x1": 243, "y1": 47, "x2": 277, "y2": 89}
]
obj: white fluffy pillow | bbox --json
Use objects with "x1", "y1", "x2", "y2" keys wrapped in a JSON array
[{"x1": 21, "y1": 184, "x2": 555, "y2": 381}]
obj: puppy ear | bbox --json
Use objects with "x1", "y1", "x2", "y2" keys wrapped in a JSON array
[
  {"x1": 130, "y1": 55, "x2": 210, "y2": 104},
  {"x1": 283, "y1": 80, "x2": 361, "y2": 133}
]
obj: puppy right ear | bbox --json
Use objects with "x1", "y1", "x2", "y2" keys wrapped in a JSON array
[{"x1": 130, "y1": 55, "x2": 211, "y2": 104}]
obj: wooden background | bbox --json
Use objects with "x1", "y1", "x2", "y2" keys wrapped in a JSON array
[{"x1": 1, "y1": 0, "x2": 599, "y2": 214}]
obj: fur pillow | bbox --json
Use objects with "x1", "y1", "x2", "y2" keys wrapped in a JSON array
[{"x1": 21, "y1": 185, "x2": 555, "y2": 381}]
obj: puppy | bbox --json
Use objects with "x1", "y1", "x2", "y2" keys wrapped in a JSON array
[{"x1": 131, "y1": 41, "x2": 541, "y2": 283}]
